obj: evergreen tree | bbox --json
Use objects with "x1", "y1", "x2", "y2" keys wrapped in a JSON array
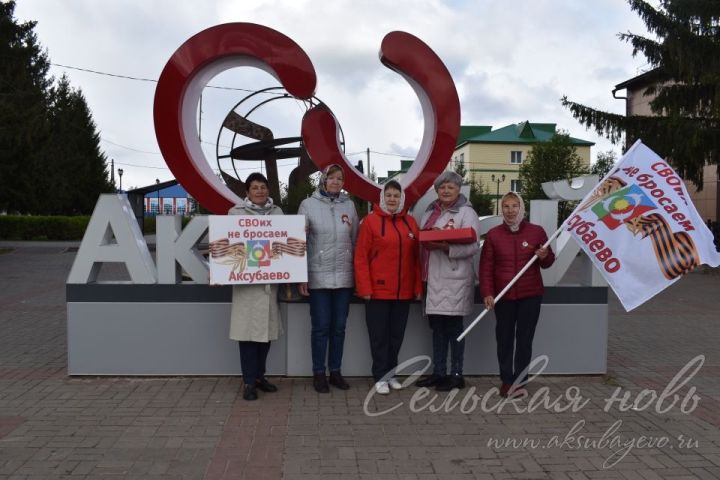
[
  {"x1": 453, "y1": 158, "x2": 492, "y2": 215},
  {"x1": 519, "y1": 132, "x2": 589, "y2": 219},
  {"x1": 562, "y1": 0, "x2": 720, "y2": 189},
  {"x1": 0, "y1": 1, "x2": 51, "y2": 213},
  {"x1": 469, "y1": 176, "x2": 493, "y2": 216},
  {"x1": 281, "y1": 176, "x2": 315, "y2": 214},
  {"x1": 0, "y1": 2, "x2": 111, "y2": 214},
  {"x1": 43, "y1": 76, "x2": 114, "y2": 214}
]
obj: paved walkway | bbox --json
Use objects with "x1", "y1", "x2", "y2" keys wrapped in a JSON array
[{"x1": 1, "y1": 244, "x2": 719, "y2": 479}]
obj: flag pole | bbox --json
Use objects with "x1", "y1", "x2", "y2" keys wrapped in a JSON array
[
  {"x1": 458, "y1": 139, "x2": 649, "y2": 341},
  {"x1": 456, "y1": 225, "x2": 565, "y2": 341},
  {"x1": 457, "y1": 140, "x2": 643, "y2": 342}
]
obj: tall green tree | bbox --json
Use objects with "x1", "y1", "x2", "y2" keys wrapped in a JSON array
[
  {"x1": 0, "y1": 0, "x2": 51, "y2": 214},
  {"x1": 0, "y1": 2, "x2": 110, "y2": 214},
  {"x1": 562, "y1": 0, "x2": 720, "y2": 189},
  {"x1": 453, "y1": 158, "x2": 491, "y2": 215},
  {"x1": 519, "y1": 132, "x2": 589, "y2": 219},
  {"x1": 469, "y1": 176, "x2": 493, "y2": 216},
  {"x1": 42, "y1": 76, "x2": 114, "y2": 214},
  {"x1": 591, "y1": 150, "x2": 617, "y2": 179}
]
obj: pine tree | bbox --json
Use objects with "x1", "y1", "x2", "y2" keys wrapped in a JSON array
[
  {"x1": 562, "y1": 0, "x2": 720, "y2": 189},
  {"x1": 468, "y1": 176, "x2": 493, "y2": 216},
  {"x1": 42, "y1": 76, "x2": 114, "y2": 214},
  {"x1": 0, "y1": 2, "x2": 112, "y2": 214},
  {"x1": 0, "y1": 1, "x2": 51, "y2": 213}
]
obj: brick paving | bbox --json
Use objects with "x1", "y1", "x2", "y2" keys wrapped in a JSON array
[{"x1": 0, "y1": 244, "x2": 719, "y2": 479}]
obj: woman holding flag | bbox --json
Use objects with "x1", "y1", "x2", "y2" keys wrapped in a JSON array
[{"x1": 479, "y1": 191, "x2": 555, "y2": 398}]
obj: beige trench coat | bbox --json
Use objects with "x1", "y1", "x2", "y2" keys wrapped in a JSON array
[{"x1": 228, "y1": 203, "x2": 284, "y2": 342}]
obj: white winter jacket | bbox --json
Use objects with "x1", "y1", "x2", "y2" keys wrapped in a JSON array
[
  {"x1": 298, "y1": 190, "x2": 359, "y2": 289},
  {"x1": 421, "y1": 195, "x2": 481, "y2": 316}
]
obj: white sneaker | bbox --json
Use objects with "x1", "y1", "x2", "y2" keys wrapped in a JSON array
[
  {"x1": 388, "y1": 377, "x2": 403, "y2": 390},
  {"x1": 375, "y1": 381, "x2": 390, "y2": 394}
]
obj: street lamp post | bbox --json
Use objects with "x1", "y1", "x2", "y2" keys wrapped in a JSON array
[
  {"x1": 491, "y1": 174, "x2": 505, "y2": 215},
  {"x1": 156, "y1": 178, "x2": 160, "y2": 216},
  {"x1": 117, "y1": 168, "x2": 124, "y2": 192}
]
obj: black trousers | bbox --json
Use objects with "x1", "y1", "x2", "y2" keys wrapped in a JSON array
[
  {"x1": 238, "y1": 341, "x2": 271, "y2": 386},
  {"x1": 428, "y1": 315, "x2": 465, "y2": 376},
  {"x1": 494, "y1": 296, "x2": 542, "y2": 385},
  {"x1": 365, "y1": 300, "x2": 410, "y2": 381}
]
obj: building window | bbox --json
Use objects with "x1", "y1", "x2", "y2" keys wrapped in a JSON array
[
  {"x1": 511, "y1": 179, "x2": 522, "y2": 193},
  {"x1": 176, "y1": 198, "x2": 187, "y2": 216},
  {"x1": 510, "y1": 151, "x2": 522, "y2": 164},
  {"x1": 454, "y1": 153, "x2": 464, "y2": 170}
]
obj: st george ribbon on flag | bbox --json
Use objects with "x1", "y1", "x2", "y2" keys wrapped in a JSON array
[
  {"x1": 457, "y1": 139, "x2": 720, "y2": 341},
  {"x1": 564, "y1": 139, "x2": 720, "y2": 311}
]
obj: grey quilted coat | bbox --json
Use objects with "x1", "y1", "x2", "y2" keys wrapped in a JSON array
[
  {"x1": 298, "y1": 190, "x2": 358, "y2": 289},
  {"x1": 421, "y1": 196, "x2": 481, "y2": 316}
]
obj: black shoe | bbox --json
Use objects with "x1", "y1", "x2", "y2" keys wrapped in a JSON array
[
  {"x1": 313, "y1": 373, "x2": 329, "y2": 393},
  {"x1": 415, "y1": 374, "x2": 444, "y2": 388},
  {"x1": 243, "y1": 384, "x2": 258, "y2": 401},
  {"x1": 436, "y1": 374, "x2": 465, "y2": 391},
  {"x1": 329, "y1": 371, "x2": 350, "y2": 390},
  {"x1": 255, "y1": 377, "x2": 278, "y2": 393}
]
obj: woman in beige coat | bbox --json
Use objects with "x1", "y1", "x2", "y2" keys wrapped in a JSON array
[{"x1": 228, "y1": 172, "x2": 284, "y2": 401}]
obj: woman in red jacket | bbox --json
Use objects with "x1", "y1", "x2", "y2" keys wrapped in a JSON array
[
  {"x1": 354, "y1": 181, "x2": 423, "y2": 395},
  {"x1": 479, "y1": 192, "x2": 555, "y2": 398}
]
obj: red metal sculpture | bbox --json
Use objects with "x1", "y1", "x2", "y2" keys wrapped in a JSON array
[{"x1": 154, "y1": 24, "x2": 459, "y2": 213}]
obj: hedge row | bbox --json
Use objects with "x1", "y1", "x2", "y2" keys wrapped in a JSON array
[
  {"x1": 0, "y1": 215, "x2": 190, "y2": 240},
  {"x1": 0, "y1": 216, "x2": 91, "y2": 240}
]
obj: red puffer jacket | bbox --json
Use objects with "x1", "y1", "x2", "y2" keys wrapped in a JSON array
[
  {"x1": 354, "y1": 207, "x2": 422, "y2": 300},
  {"x1": 479, "y1": 220, "x2": 555, "y2": 301}
]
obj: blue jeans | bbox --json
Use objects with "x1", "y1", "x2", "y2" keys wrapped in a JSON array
[
  {"x1": 309, "y1": 288, "x2": 354, "y2": 374},
  {"x1": 428, "y1": 315, "x2": 465, "y2": 376}
]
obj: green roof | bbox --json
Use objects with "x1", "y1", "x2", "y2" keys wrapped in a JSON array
[
  {"x1": 378, "y1": 159, "x2": 413, "y2": 183},
  {"x1": 456, "y1": 121, "x2": 594, "y2": 147},
  {"x1": 457, "y1": 125, "x2": 492, "y2": 145}
]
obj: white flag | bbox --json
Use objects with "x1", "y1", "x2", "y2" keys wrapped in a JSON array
[{"x1": 564, "y1": 140, "x2": 720, "y2": 311}]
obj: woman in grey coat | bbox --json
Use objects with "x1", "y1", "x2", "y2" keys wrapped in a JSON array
[
  {"x1": 416, "y1": 171, "x2": 481, "y2": 391},
  {"x1": 298, "y1": 164, "x2": 359, "y2": 393},
  {"x1": 228, "y1": 173, "x2": 284, "y2": 401}
]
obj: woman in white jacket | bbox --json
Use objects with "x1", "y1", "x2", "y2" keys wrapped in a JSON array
[
  {"x1": 298, "y1": 164, "x2": 359, "y2": 393},
  {"x1": 416, "y1": 171, "x2": 481, "y2": 391}
]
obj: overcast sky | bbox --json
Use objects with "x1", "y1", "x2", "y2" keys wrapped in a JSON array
[{"x1": 15, "y1": 0, "x2": 651, "y2": 191}]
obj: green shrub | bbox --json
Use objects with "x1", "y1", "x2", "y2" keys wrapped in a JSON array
[
  {"x1": 143, "y1": 216, "x2": 192, "y2": 234},
  {"x1": 0, "y1": 215, "x2": 195, "y2": 240},
  {"x1": 143, "y1": 216, "x2": 156, "y2": 235},
  {"x1": 0, "y1": 216, "x2": 91, "y2": 240}
]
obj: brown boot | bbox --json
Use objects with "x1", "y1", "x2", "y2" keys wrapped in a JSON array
[
  {"x1": 313, "y1": 372, "x2": 329, "y2": 393},
  {"x1": 328, "y1": 371, "x2": 350, "y2": 390}
]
